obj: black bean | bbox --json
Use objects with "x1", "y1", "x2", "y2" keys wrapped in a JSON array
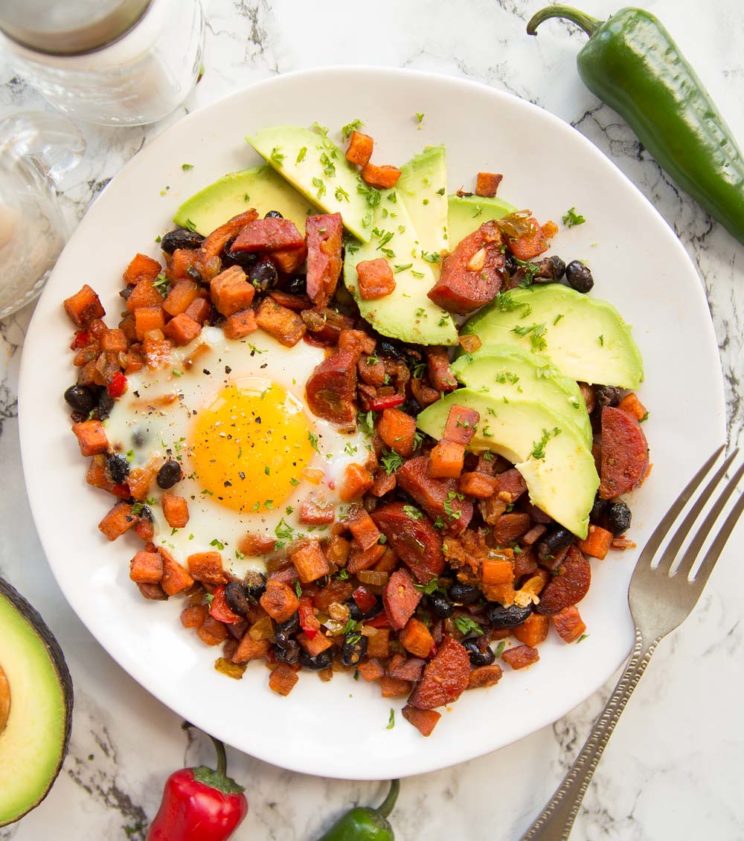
[
  {"x1": 95, "y1": 390, "x2": 115, "y2": 421},
  {"x1": 243, "y1": 570, "x2": 266, "y2": 601},
  {"x1": 157, "y1": 459, "x2": 183, "y2": 489},
  {"x1": 222, "y1": 239, "x2": 260, "y2": 271},
  {"x1": 274, "y1": 612, "x2": 299, "y2": 643},
  {"x1": 224, "y1": 582, "x2": 251, "y2": 616},
  {"x1": 346, "y1": 597, "x2": 379, "y2": 621},
  {"x1": 535, "y1": 255, "x2": 566, "y2": 281},
  {"x1": 462, "y1": 639, "x2": 496, "y2": 666},
  {"x1": 486, "y1": 602, "x2": 532, "y2": 629},
  {"x1": 249, "y1": 257, "x2": 279, "y2": 292},
  {"x1": 600, "y1": 501, "x2": 632, "y2": 536},
  {"x1": 64, "y1": 384, "x2": 97, "y2": 414},
  {"x1": 300, "y1": 650, "x2": 332, "y2": 670},
  {"x1": 160, "y1": 228, "x2": 204, "y2": 254},
  {"x1": 106, "y1": 453, "x2": 130, "y2": 484},
  {"x1": 119, "y1": 286, "x2": 133, "y2": 301},
  {"x1": 265, "y1": 210, "x2": 283, "y2": 219},
  {"x1": 274, "y1": 638, "x2": 300, "y2": 665},
  {"x1": 594, "y1": 385, "x2": 623, "y2": 410},
  {"x1": 590, "y1": 498, "x2": 610, "y2": 523},
  {"x1": 427, "y1": 592, "x2": 454, "y2": 619},
  {"x1": 565, "y1": 260, "x2": 594, "y2": 293},
  {"x1": 377, "y1": 338, "x2": 405, "y2": 359},
  {"x1": 448, "y1": 581, "x2": 481, "y2": 605},
  {"x1": 186, "y1": 265, "x2": 203, "y2": 283},
  {"x1": 341, "y1": 633, "x2": 368, "y2": 667},
  {"x1": 504, "y1": 253, "x2": 519, "y2": 275},
  {"x1": 536, "y1": 526, "x2": 575, "y2": 564},
  {"x1": 283, "y1": 275, "x2": 307, "y2": 296}
]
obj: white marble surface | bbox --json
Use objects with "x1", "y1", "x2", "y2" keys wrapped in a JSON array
[{"x1": 2, "y1": 1, "x2": 744, "y2": 838}]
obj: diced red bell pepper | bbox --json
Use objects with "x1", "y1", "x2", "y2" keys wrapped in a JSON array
[
  {"x1": 352, "y1": 585, "x2": 377, "y2": 614},
  {"x1": 71, "y1": 330, "x2": 91, "y2": 349},
  {"x1": 107, "y1": 371, "x2": 128, "y2": 398},
  {"x1": 366, "y1": 612, "x2": 391, "y2": 629},
  {"x1": 369, "y1": 393, "x2": 406, "y2": 411},
  {"x1": 298, "y1": 597, "x2": 320, "y2": 639},
  {"x1": 112, "y1": 482, "x2": 131, "y2": 499},
  {"x1": 209, "y1": 585, "x2": 242, "y2": 624}
]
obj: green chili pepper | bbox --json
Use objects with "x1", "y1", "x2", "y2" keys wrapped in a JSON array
[
  {"x1": 527, "y1": 6, "x2": 744, "y2": 246},
  {"x1": 316, "y1": 779, "x2": 400, "y2": 841}
]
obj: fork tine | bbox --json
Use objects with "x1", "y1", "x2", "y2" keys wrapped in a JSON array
[
  {"x1": 676, "y1": 460, "x2": 744, "y2": 578},
  {"x1": 692, "y1": 477, "x2": 744, "y2": 587},
  {"x1": 639, "y1": 445, "x2": 728, "y2": 570}
]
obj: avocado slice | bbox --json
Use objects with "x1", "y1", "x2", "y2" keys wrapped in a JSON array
[
  {"x1": 462, "y1": 285, "x2": 644, "y2": 389},
  {"x1": 397, "y1": 145, "x2": 448, "y2": 254},
  {"x1": 0, "y1": 578, "x2": 72, "y2": 827},
  {"x1": 247, "y1": 125, "x2": 372, "y2": 241},
  {"x1": 343, "y1": 188, "x2": 458, "y2": 345},
  {"x1": 452, "y1": 345, "x2": 592, "y2": 445},
  {"x1": 417, "y1": 389, "x2": 598, "y2": 536},
  {"x1": 447, "y1": 194, "x2": 517, "y2": 247},
  {"x1": 173, "y1": 165, "x2": 315, "y2": 235}
]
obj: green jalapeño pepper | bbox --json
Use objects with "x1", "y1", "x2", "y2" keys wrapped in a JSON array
[
  {"x1": 527, "y1": 6, "x2": 744, "y2": 246},
  {"x1": 317, "y1": 779, "x2": 400, "y2": 841}
]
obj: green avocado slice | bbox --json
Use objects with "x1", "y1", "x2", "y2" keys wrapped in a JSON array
[
  {"x1": 173, "y1": 165, "x2": 315, "y2": 235},
  {"x1": 417, "y1": 389, "x2": 599, "y2": 537},
  {"x1": 247, "y1": 125, "x2": 373, "y2": 241},
  {"x1": 397, "y1": 145, "x2": 449, "y2": 255},
  {"x1": 0, "y1": 579, "x2": 72, "y2": 827},
  {"x1": 451, "y1": 345, "x2": 592, "y2": 445},
  {"x1": 462, "y1": 284, "x2": 644, "y2": 389},
  {"x1": 447, "y1": 194, "x2": 517, "y2": 247}
]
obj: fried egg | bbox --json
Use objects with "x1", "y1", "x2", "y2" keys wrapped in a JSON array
[{"x1": 105, "y1": 327, "x2": 369, "y2": 572}]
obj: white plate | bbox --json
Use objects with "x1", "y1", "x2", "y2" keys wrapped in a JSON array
[{"x1": 19, "y1": 68, "x2": 725, "y2": 779}]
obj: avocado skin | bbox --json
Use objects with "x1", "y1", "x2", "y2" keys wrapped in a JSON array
[{"x1": 0, "y1": 577, "x2": 73, "y2": 826}]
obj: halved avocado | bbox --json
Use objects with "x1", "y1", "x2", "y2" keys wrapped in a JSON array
[
  {"x1": 173, "y1": 165, "x2": 315, "y2": 235},
  {"x1": 0, "y1": 578, "x2": 73, "y2": 827},
  {"x1": 451, "y1": 345, "x2": 592, "y2": 445},
  {"x1": 417, "y1": 389, "x2": 599, "y2": 537}
]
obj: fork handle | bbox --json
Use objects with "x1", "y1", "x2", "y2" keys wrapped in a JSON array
[{"x1": 521, "y1": 630, "x2": 658, "y2": 841}]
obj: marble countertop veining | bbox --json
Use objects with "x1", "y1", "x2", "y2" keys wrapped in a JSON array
[{"x1": 1, "y1": 1, "x2": 743, "y2": 839}]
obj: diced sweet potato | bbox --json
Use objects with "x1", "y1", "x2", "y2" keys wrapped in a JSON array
[
  {"x1": 187, "y1": 551, "x2": 227, "y2": 586},
  {"x1": 259, "y1": 579, "x2": 300, "y2": 623},
  {"x1": 326, "y1": 534, "x2": 351, "y2": 568},
  {"x1": 402, "y1": 705, "x2": 441, "y2": 736},
  {"x1": 400, "y1": 618, "x2": 434, "y2": 658},
  {"x1": 340, "y1": 463, "x2": 374, "y2": 502},
  {"x1": 162, "y1": 493, "x2": 189, "y2": 528},
  {"x1": 513, "y1": 614, "x2": 549, "y2": 647},
  {"x1": 160, "y1": 549, "x2": 195, "y2": 595},
  {"x1": 468, "y1": 664, "x2": 503, "y2": 689},
  {"x1": 98, "y1": 501, "x2": 136, "y2": 541},
  {"x1": 346, "y1": 130, "x2": 374, "y2": 167},
  {"x1": 617, "y1": 392, "x2": 648, "y2": 422},
  {"x1": 365, "y1": 627, "x2": 390, "y2": 659},
  {"x1": 100, "y1": 328, "x2": 128, "y2": 353},
  {"x1": 578, "y1": 525, "x2": 614, "y2": 560},
  {"x1": 428, "y1": 440, "x2": 465, "y2": 479},
  {"x1": 346, "y1": 509, "x2": 381, "y2": 551},
  {"x1": 357, "y1": 658, "x2": 385, "y2": 681},
  {"x1": 255, "y1": 297, "x2": 306, "y2": 347},
  {"x1": 134, "y1": 306, "x2": 166, "y2": 340},
  {"x1": 72, "y1": 420, "x2": 108, "y2": 456},
  {"x1": 347, "y1": 543, "x2": 386, "y2": 574},
  {"x1": 64, "y1": 284, "x2": 105, "y2": 327},
  {"x1": 164, "y1": 312, "x2": 202, "y2": 346},
  {"x1": 552, "y1": 605, "x2": 587, "y2": 643},
  {"x1": 501, "y1": 644, "x2": 540, "y2": 669},
  {"x1": 269, "y1": 663, "x2": 299, "y2": 696},
  {"x1": 458, "y1": 471, "x2": 498, "y2": 498},
  {"x1": 137, "y1": 582, "x2": 167, "y2": 600},
  {"x1": 297, "y1": 631, "x2": 333, "y2": 657},
  {"x1": 290, "y1": 539, "x2": 330, "y2": 584},
  {"x1": 481, "y1": 556, "x2": 514, "y2": 586},
  {"x1": 426, "y1": 347, "x2": 458, "y2": 392},
  {"x1": 126, "y1": 277, "x2": 163, "y2": 312},
  {"x1": 475, "y1": 172, "x2": 503, "y2": 198},
  {"x1": 361, "y1": 163, "x2": 401, "y2": 189},
  {"x1": 185, "y1": 296, "x2": 211, "y2": 324},
  {"x1": 180, "y1": 604, "x2": 208, "y2": 629},
  {"x1": 232, "y1": 635, "x2": 270, "y2": 664},
  {"x1": 167, "y1": 248, "x2": 198, "y2": 281},
  {"x1": 143, "y1": 330, "x2": 172, "y2": 368},
  {"x1": 129, "y1": 550, "x2": 163, "y2": 584},
  {"x1": 163, "y1": 279, "x2": 200, "y2": 317},
  {"x1": 443, "y1": 405, "x2": 481, "y2": 445},
  {"x1": 299, "y1": 498, "x2": 336, "y2": 525},
  {"x1": 197, "y1": 616, "x2": 229, "y2": 646},
  {"x1": 376, "y1": 408, "x2": 416, "y2": 457},
  {"x1": 357, "y1": 258, "x2": 396, "y2": 300},
  {"x1": 124, "y1": 253, "x2": 162, "y2": 285},
  {"x1": 210, "y1": 265, "x2": 255, "y2": 317},
  {"x1": 127, "y1": 463, "x2": 155, "y2": 501},
  {"x1": 379, "y1": 676, "x2": 412, "y2": 698},
  {"x1": 237, "y1": 532, "x2": 276, "y2": 556},
  {"x1": 223, "y1": 309, "x2": 257, "y2": 340},
  {"x1": 507, "y1": 218, "x2": 555, "y2": 261}
]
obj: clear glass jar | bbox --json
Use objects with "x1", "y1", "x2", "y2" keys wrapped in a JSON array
[{"x1": 0, "y1": 0, "x2": 204, "y2": 126}]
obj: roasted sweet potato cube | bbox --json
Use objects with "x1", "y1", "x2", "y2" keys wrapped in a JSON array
[
  {"x1": 187, "y1": 551, "x2": 227, "y2": 586},
  {"x1": 232, "y1": 635, "x2": 270, "y2": 664},
  {"x1": 162, "y1": 493, "x2": 189, "y2": 528},
  {"x1": 255, "y1": 297, "x2": 306, "y2": 347},
  {"x1": 475, "y1": 172, "x2": 503, "y2": 198},
  {"x1": 64, "y1": 284, "x2": 105, "y2": 327},
  {"x1": 163, "y1": 279, "x2": 200, "y2": 317},
  {"x1": 513, "y1": 614, "x2": 549, "y2": 647},
  {"x1": 98, "y1": 501, "x2": 136, "y2": 541},
  {"x1": 379, "y1": 676, "x2": 412, "y2": 698},
  {"x1": 72, "y1": 419, "x2": 108, "y2": 456},
  {"x1": 160, "y1": 549, "x2": 195, "y2": 595},
  {"x1": 399, "y1": 618, "x2": 434, "y2": 658},
  {"x1": 268, "y1": 663, "x2": 299, "y2": 696},
  {"x1": 468, "y1": 664, "x2": 503, "y2": 689},
  {"x1": 197, "y1": 616, "x2": 228, "y2": 646},
  {"x1": 210, "y1": 265, "x2": 255, "y2": 316},
  {"x1": 126, "y1": 277, "x2": 163, "y2": 312},
  {"x1": 428, "y1": 440, "x2": 465, "y2": 479},
  {"x1": 357, "y1": 658, "x2": 386, "y2": 681},
  {"x1": 100, "y1": 328, "x2": 128, "y2": 353},
  {"x1": 297, "y1": 631, "x2": 333, "y2": 657},
  {"x1": 402, "y1": 705, "x2": 441, "y2": 736},
  {"x1": 365, "y1": 627, "x2": 390, "y2": 659},
  {"x1": 184, "y1": 296, "x2": 211, "y2": 324},
  {"x1": 361, "y1": 163, "x2": 401, "y2": 189},
  {"x1": 129, "y1": 551, "x2": 164, "y2": 584},
  {"x1": 501, "y1": 644, "x2": 540, "y2": 669},
  {"x1": 458, "y1": 471, "x2": 498, "y2": 499},
  {"x1": 164, "y1": 312, "x2": 202, "y2": 346},
  {"x1": 127, "y1": 464, "x2": 155, "y2": 501},
  {"x1": 345, "y1": 130, "x2": 374, "y2": 167},
  {"x1": 259, "y1": 579, "x2": 300, "y2": 623},
  {"x1": 290, "y1": 539, "x2": 330, "y2": 584},
  {"x1": 443, "y1": 405, "x2": 481, "y2": 445},
  {"x1": 237, "y1": 533, "x2": 276, "y2": 556},
  {"x1": 124, "y1": 253, "x2": 162, "y2": 285},
  {"x1": 223, "y1": 309, "x2": 257, "y2": 340},
  {"x1": 134, "y1": 306, "x2": 166, "y2": 340},
  {"x1": 340, "y1": 463, "x2": 374, "y2": 501},
  {"x1": 180, "y1": 604, "x2": 207, "y2": 629},
  {"x1": 552, "y1": 605, "x2": 587, "y2": 643},
  {"x1": 357, "y1": 258, "x2": 396, "y2": 300},
  {"x1": 481, "y1": 556, "x2": 514, "y2": 586},
  {"x1": 377, "y1": 408, "x2": 416, "y2": 457},
  {"x1": 346, "y1": 509, "x2": 381, "y2": 551},
  {"x1": 143, "y1": 330, "x2": 172, "y2": 368}
]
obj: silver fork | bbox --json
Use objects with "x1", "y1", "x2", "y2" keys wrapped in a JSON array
[{"x1": 522, "y1": 445, "x2": 744, "y2": 841}]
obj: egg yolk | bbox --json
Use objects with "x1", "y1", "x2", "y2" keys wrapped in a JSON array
[{"x1": 190, "y1": 382, "x2": 314, "y2": 513}]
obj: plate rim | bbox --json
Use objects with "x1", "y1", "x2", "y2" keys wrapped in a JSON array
[{"x1": 18, "y1": 65, "x2": 727, "y2": 779}]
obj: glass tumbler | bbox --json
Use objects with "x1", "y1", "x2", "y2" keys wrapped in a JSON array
[{"x1": 0, "y1": 0, "x2": 204, "y2": 126}]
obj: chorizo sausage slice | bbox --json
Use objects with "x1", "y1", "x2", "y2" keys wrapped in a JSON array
[
  {"x1": 382, "y1": 568, "x2": 422, "y2": 630},
  {"x1": 599, "y1": 406, "x2": 649, "y2": 499},
  {"x1": 305, "y1": 213, "x2": 343, "y2": 309},
  {"x1": 408, "y1": 636, "x2": 470, "y2": 710},
  {"x1": 536, "y1": 545, "x2": 591, "y2": 616},
  {"x1": 231, "y1": 217, "x2": 305, "y2": 252},
  {"x1": 396, "y1": 456, "x2": 473, "y2": 535},
  {"x1": 372, "y1": 502, "x2": 445, "y2": 583}
]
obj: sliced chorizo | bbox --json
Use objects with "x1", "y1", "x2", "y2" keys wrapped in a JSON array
[
  {"x1": 396, "y1": 456, "x2": 473, "y2": 535},
  {"x1": 382, "y1": 568, "x2": 422, "y2": 630},
  {"x1": 536, "y1": 546, "x2": 591, "y2": 616},
  {"x1": 306, "y1": 349, "x2": 359, "y2": 424},
  {"x1": 372, "y1": 502, "x2": 445, "y2": 583},
  {"x1": 408, "y1": 636, "x2": 470, "y2": 710},
  {"x1": 231, "y1": 217, "x2": 304, "y2": 252},
  {"x1": 599, "y1": 406, "x2": 649, "y2": 499},
  {"x1": 305, "y1": 213, "x2": 343, "y2": 309}
]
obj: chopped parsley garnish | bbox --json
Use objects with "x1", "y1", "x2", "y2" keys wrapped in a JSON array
[
  {"x1": 494, "y1": 371, "x2": 519, "y2": 385},
  {"x1": 386, "y1": 708, "x2": 396, "y2": 729},
  {"x1": 181, "y1": 163, "x2": 193, "y2": 171},
  {"x1": 296, "y1": 146, "x2": 307, "y2": 164},
  {"x1": 209, "y1": 538, "x2": 225, "y2": 550},
  {"x1": 341, "y1": 118, "x2": 363, "y2": 139},
  {"x1": 562, "y1": 207, "x2": 586, "y2": 227},
  {"x1": 294, "y1": 581, "x2": 303, "y2": 598},
  {"x1": 357, "y1": 410, "x2": 376, "y2": 436},
  {"x1": 335, "y1": 185, "x2": 350, "y2": 202},
  {"x1": 436, "y1": 187, "x2": 446, "y2": 196},
  {"x1": 598, "y1": 334, "x2": 605, "y2": 346},
  {"x1": 577, "y1": 633, "x2": 590, "y2": 643},
  {"x1": 403, "y1": 504, "x2": 423, "y2": 520},
  {"x1": 357, "y1": 182, "x2": 382, "y2": 208},
  {"x1": 415, "y1": 112, "x2": 425, "y2": 124},
  {"x1": 270, "y1": 147, "x2": 285, "y2": 165},
  {"x1": 415, "y1": 578, "x2": 441, "y2": 595},
  {"x1": 530, "y1": 427, "x2": 562, "y2": 460},
  {"x1": 275, "y1": 518, "x2": 295, "y2": 543},
  {"x1": 553, "y1": 313, "x2": 565, "y2": 325},
  {"x1": 421, "y1": 250, "x2": 441, "y2": 263},
  {"x1": 453, "y1": 616, "x2": 484, "y2": 637},
  {"x1": 494, "y1": 640, "x2": 507, "y2": 658},
  {"x1": 443, "y1": 490, "x2": 464, "y2": 520},
  {"x1": 343, "y1": 442, "x2": 358, "y2": 456},
  {"x1": 312, "y1": 177, "x2": 326, "y2": 199},
  {"x1": 394, "y1": 263, "x2": 413, "y2": 273},
  {"x1": 336, "y1": 569, "x2": 350, "y2": 581},
  {"x1": 264, "y1": 466, "x2": 271, "y2": 475},
  {"x1": 153, "y1": 273, "x2": 170, "y2": 295},
  {"x1": 320, "y1": 151, "x2": 336, "y2": 178},
  {"x1": 183, "y1": 218, "x2": 197, "y2": 232},
  {"x1": 511, "y1": 322, "x2": 547, "y2": 351},
  {"x1": 308, "y1": 432, "x2": 320, "y2": 452},
  {"x1": 381, "y1": 449, "x2": 404, "y2": 475}
]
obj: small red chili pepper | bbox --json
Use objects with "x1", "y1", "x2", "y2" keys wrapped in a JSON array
[
  {"x1": 107, "y1": 371, "x2": 128, "y2": 398},
  {"x1": 298, "y1": 596, "x2": 320, "y2": 639},
  {"x1": 369, "y1": 393, "x2": 406, "y2": 412},
  {"x1": 147, "y1": 724, "x2": 248, "y2": 841},
  {"x1": 71, "y1": 330, "x2": 90, "y2": 349},
  {"x1": 209, "y1": 586, "x2": 242, "y2": 624},
  {"x1": 352, "y1": 585, "x2": 377, "y2": 614}
]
